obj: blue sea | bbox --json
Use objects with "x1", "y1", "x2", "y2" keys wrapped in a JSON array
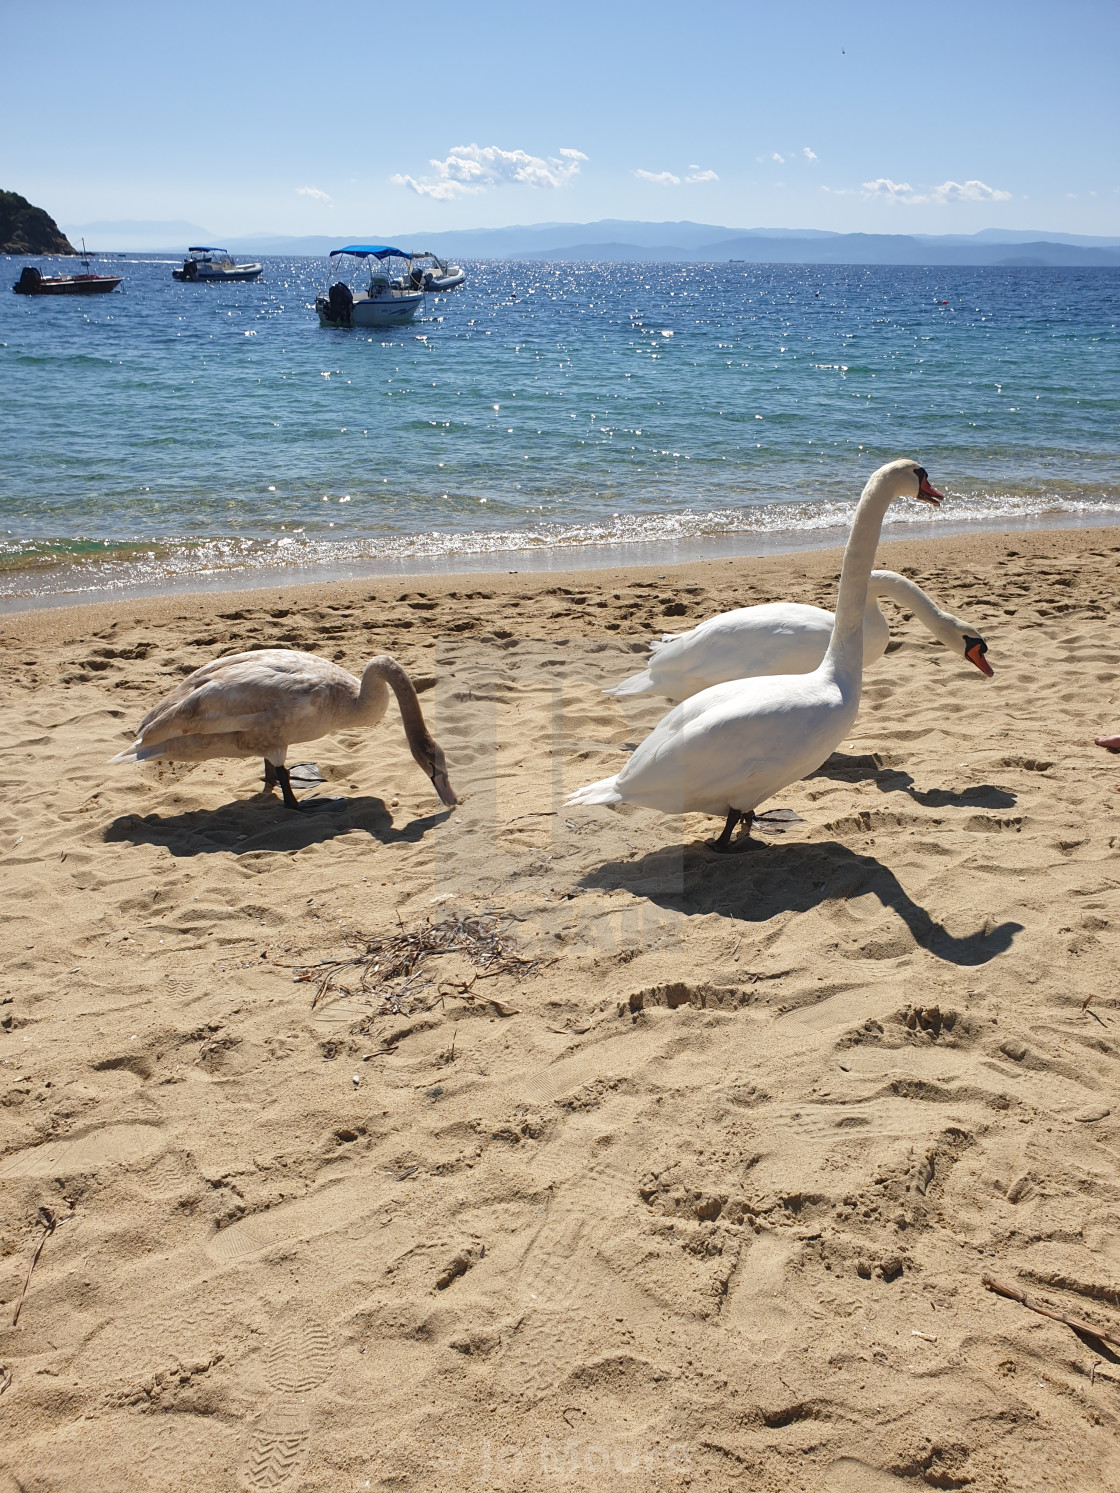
[{"x1": 1, "y1": 254, "x2": 1117, "y2": 604}]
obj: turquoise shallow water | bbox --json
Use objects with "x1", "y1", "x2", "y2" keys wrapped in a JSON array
[{"x1": 1, "y1": 255, "x2": 1117, "y2": 601}]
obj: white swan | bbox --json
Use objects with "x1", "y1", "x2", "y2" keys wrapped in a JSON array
[
  {"x1": 606, "y1": 570, "x2": 992, "y2": 703},
  {"x1": 567, "y1": 460, "x2": 944, "y2": 852},
  {"x1": 110, "y1": 649, "x2": 457, "y2": 811}
]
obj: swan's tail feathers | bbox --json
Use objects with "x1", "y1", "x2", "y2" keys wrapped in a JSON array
[
  {"x1": 647, "y1": 634, "x2": 684, "y2": 654},
  {"x1": 109, "y1": 738, "x2": 167, "y2": 765},
  {"x1": 602, "y1": 670, "x2": 655, "y2": 699},
  {"x1": 565, "y1": 776, "x2": 623, "y2": 807}
]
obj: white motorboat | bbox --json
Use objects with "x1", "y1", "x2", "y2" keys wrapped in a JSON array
[
  {"x1": 316, "y1": 244, "x2": 465, "y2": 328},
  {"x1": 173, "y1": 247, "x2": 263, "y2": 282}
]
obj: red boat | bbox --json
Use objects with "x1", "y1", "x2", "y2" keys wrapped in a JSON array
[{"x1": 13, "y1": 261, "x2": 121, "y2": 296}]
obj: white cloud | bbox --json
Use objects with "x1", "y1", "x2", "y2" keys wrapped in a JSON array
[
  {"x1": 391, "y1": 143, "x2": 587, "y2": 199},
  {"x1": 862, "y1": 175, "x2": 1011, "y2": 205},
  {"x1": 758, "y1": 150, "x2": 815, "y2": 166},
  {"x1": 931, "y1": 178, "x2": 1011, "y2": 203},
  {"x1": 634, "y1": 166, "x2": 718, "y2": 186},
  {"x1": 862, "y1": 177, "x2": 920, "y2": 202},
  {"x1": 296, "y1": 186, "x2": 332, "y2": 204}
]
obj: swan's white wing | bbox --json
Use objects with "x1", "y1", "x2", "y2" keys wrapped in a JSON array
[{"x1": 642, "y1": 604, "x2": 836, "y2": 700}]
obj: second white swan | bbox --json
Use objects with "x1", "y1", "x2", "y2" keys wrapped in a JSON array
[{"x1": 606, "y1": 570, "x2": 992, "y2": 703}]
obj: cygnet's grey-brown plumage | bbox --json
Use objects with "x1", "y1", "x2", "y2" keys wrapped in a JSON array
[{"x1": 110, "y1": 649, "x2": 457, "y2": 810}]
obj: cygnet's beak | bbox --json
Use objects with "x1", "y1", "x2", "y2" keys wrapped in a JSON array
[
  {"x1": 432, "y1": 768, "x2": 458, "y2": 807},
  {"x1": 917, "y1": 472, "x2": 945, "y2": 506},
  {"x1": 964, "y1": 638, "x2": 994, "y2": 676}
]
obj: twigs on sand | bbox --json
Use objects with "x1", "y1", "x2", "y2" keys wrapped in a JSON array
[
  {"x1": 293, "y1": 913, "x2": 539, "y2": 1024},
  {"x1": 983, "y1": 1275, "x2": 1120, "y2": 1350},
  {"x1": 12, "y1": 1208, "x2": 59, "y2": 1328}
]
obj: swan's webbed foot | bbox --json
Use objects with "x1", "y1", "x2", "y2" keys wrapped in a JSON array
[{"x1": 710, "y1": 808, "x2": 755, "y2": 854}]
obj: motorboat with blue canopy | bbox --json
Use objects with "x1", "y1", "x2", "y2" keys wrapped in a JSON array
[{"x1": 316, "y1": 244, "x2": 465, "y2": 328}]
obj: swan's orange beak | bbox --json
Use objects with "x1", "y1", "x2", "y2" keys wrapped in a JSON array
[
  {"x1": 917, "y1": 472, "x2": 944, "y2": 505},
  {"x1": 965, "y1": 639, "x2": 994, "y2": 676}
]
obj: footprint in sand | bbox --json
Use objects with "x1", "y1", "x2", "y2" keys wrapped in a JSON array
[
  {"x1": 207, "y1": 1175, "x2": 384, "y2": 1264},
  {"x1": 242, "y1": 1399, "x2": 312, "y2": 1491},
  {"x1": 263, "y1": 1320, "x2": 335, "y2": 1395},
  {"x1": 164, "y1": 973, "x2": 205, "y2": 1002},
  {"x1": 0, "y1": 1122, "x2": 165, "y2": 1179},
  {"x1": 506, "y1": 1143, "x2": 638, "y2": 1399},
  {"x1": 241, "y1": 1316, "x2": 336, "y2": 1490}
]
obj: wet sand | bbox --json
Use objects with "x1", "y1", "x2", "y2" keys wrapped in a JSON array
[{"x1": 3, "y1": 523, "x2": 1120, "y2": 1491}]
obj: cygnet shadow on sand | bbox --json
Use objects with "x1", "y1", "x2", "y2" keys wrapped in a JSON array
[
  {"x1": 104, "y1": 791, "x2": 454, "y2": 857},
  {"x1": 581, "y1": 839, "x2": 1022, "y2": 967}
]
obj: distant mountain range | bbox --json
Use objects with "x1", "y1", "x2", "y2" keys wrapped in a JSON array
[{"x1": 60, "y1": 217, "x2": 1120, "y2": 266}]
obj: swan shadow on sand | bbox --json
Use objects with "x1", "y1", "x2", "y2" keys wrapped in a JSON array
[
  {"x1": 808, "y1": 751, "x2": 1017, "y2": 810},
  {"x1": 581, "y1": 839, "x2": 1022, "y2": 967},
  {"x1": 104, "y1": 792, "x2": 453, "y2": 857}
]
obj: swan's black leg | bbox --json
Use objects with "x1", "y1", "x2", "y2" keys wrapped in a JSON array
[
  {"x1": 711, "y1": 808, "x2": 754, "y2": 854},
  {"x1": 713, "y1": 808, "x2": 742, "y2": 849},
  {"x1": 263, "y1": 759, "x2": 278, "y2": 791},
  {"x1": 273, "y1": 762, "x2": 301, "y2": 811}
]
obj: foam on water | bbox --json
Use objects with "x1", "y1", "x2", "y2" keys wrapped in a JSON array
[{"x1": 1, "y1": 255, "x2": 1117, "y2": 603}]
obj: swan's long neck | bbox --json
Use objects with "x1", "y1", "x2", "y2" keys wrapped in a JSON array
[
  {"x1": 871, "y1": 571, "x2": 945, "y2": 631},
  {"x1": 822, "y1": 473, "x2": 900, "y2": 688},
  {"x1": 359, "y1": 656, "x2": 437, "y2": 765},
  {"x1": 869, "y1": 571, "x2": 961, "y2": 649}
]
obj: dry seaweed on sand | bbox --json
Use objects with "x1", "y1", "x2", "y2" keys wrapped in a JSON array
[
  {"x1": 984, "y1": 1275, "x2": 1120, "y2": 1350},
  {"x1": 292, "y1": 912, "x2": 540, "y2": 1022},
  {"x1": 11, "y1": 1208, "x2": 59, "y2": 1328}
]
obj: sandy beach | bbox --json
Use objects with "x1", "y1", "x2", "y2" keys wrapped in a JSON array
[{"x1": 4, "y1": 522, "x2": 1120, "y2": 1492}]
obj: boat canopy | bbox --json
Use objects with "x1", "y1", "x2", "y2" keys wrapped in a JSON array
[
  {"x1": 187, "y1": 246, "x2": 228, "y2": 254},
  {"x1": 330, "y1": 244, "x2": 410, "y2": 259}
]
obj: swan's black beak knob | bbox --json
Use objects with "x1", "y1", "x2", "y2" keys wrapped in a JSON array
[
  {"x1": 916, "y1": 468, "x2": 944, "y2": 505},
  {"x1": 964, "y1": 637, "x2": 993, "y2": 676}
]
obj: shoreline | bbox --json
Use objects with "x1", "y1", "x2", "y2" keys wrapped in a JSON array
[
  {"x1": 4, "y1": 507, "x2": 1120, "y2": 620},
  {"x1": 4, "y1": 517, "x2": 1118, "y2": 664}
]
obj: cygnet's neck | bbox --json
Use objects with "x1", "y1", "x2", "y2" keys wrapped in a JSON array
[{"x1": 360, "y1": 656, "x2": 437, "y2": 762}]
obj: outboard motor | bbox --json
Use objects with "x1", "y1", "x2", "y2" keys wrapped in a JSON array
[
  {"x1": 14, "y1": 266, "x2": 43, "y2": 294},
  {"x1": 326, "y1": 280, "x2": 354, "y2": 326}
]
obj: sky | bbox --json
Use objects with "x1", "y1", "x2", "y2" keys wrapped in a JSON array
[{"x1": 4, "y1": 0, "x2": 1118, "y2": 239}]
